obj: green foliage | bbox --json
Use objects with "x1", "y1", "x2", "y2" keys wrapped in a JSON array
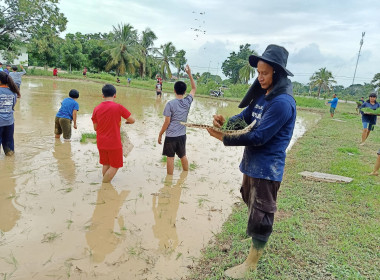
[
  {"x1": 294, "y1": 96, "x2": 326, "y2": 108},
  {"x1": 309, "y1": 67, "x2": 336, "y2": 97},
  {"x1": 0, "y1": 0, "x2": 67, "y2": 61},
  {"x1": 174, "y1": 49, "x2": 187, "y2": 77},
  {"x1": 80, "y1": 133, "x2": 97, "y2": 143},
  {"x1": 155, "y1": 42, "x2": 177, "y2": 79},
  {"x1": 61, "y1": 34, "x2": 85, "y2": 71},
  {"x1": 371, "y1": 73, "x2": 380, "y2": 89},
  {"x1": 102, "y1": 23, "x2": 141, "y2": 75},
  {"x1": 222, "y1": 44, "x2": 257, "y2": 84},
  {"x1": 360, "y1": 107, "x2": 380, "y2": 114}
]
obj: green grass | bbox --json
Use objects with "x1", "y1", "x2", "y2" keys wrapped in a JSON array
[
  {"x1": 186, "y1": 101, "x2": 380, "y2": 279},
  {"x1": 80, "y1": 133, "x2": 97, "y2": 143}
]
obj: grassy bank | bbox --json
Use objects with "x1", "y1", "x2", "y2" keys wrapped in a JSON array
[{"x1": 186, "y1": 102, "x2": 379, "y2": 279}]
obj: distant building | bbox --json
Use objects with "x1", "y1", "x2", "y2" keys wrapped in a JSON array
[{"x1": 0, "y1": 46, "x2": 28, "y2": 65}]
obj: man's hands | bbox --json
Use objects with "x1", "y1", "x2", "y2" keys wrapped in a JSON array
[
  {"x1": 212, "y1": 114, "x2": 225, "y2": 128},
  {"x1": 185, "y1": 64, "x2": 191, "y2": 76},
  {"x1": 158, "y1": 134, "x2": 163, "y2": 145},
  {"x1": 207, "y1": 114, "x2": 225, "y2": 142}
]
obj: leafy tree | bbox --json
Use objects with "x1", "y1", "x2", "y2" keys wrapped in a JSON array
[
  {"x1": 198, "y1": 72, "x2": 222, "y2": 84},
  {"x1": 309, "y1": 67, "x2": 336, "y2": 98},
  {"x1": 371, "y1": 73, "x2": 380, "y2": 91},
  {"x1": 0, "y1": 0, "x2": 67, "y2": 61},
  {"x1": 103, "y1": 23, "x2": 141, "y2": 75},
  {"x1": 238, "y1": 60, "x2": 255, "y2": 84},
  {"x1": 84, "y1": 39, "x2": 108, "y2": 72},
  {"x1": 61, "y1": 34, "x2": 85, "y2": 72},
  {"x1": 28, "y1": 28, "x2": 63, "y2": 68},
  {"x1": 174, "y1": 49, "x2": 187, "y2": 78},
  {"x1": 222, "y1": 44, "x2": 257, "y2": 84},
  {"x1": 155, "y1": 42, "x2": 176, "y2": 79},
  {"x1": 139, "y1": 28, "x2": 157, "y2": 78},
  {"x1": 292, "y1": 81, "x2": 309, "y2": 95}
]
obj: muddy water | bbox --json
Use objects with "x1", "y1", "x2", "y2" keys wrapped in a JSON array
[{"x1": 0, "y1": 77, "x2": 319, "y2": 279}]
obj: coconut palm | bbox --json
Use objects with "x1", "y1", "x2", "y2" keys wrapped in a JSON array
[
  {"x1": 103, "y1": 23, "x2": 141, "y2": 75},
  {"x1": 138, "y1": 28, "x2": 157, "y2": 78},
  {"x1": 155, "y1": 42, "x2": 176, "y2": 79},
  {"x1": 309, "y1": 67, "x2": 336, "y2": 98},
  {"x1": 238, "y1": 59, "x2": 255, "y2": 84},
  {"x1": 174, "y1": 50, "x2": 187, "y2": 78}
]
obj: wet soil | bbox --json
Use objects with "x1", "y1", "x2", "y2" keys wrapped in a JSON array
[{"x1": 0, "y1": 77, "x2": 318, "y2": 279}]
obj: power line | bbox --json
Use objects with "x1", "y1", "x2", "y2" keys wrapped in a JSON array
[{"x1": 352, "y1": 32, "x2": 365, "y2": 85}]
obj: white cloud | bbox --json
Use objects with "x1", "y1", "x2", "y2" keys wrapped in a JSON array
[{"x1": 58, "y1": 0, "x2": 380, "y2": 87}]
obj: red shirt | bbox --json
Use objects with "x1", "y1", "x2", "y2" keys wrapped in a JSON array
[{"x1": 91, "y1": 101, "x2": 131, "y2": 150}]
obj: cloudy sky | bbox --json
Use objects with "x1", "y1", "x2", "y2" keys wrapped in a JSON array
[{"x1": 59, "y1": 0, "x2": 380, "y2": 87}]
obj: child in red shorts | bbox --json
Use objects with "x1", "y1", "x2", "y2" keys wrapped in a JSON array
[{"x1": 91, "y1": 84, "x2": 135, "y2": 183}]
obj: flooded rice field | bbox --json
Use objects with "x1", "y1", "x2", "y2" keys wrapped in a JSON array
[{"x1": 0, "y1": 77, "x2": 319, "y2": 279}]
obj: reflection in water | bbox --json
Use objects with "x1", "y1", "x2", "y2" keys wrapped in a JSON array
[
  {"x1": 53, "y1": 140, "x2": 76, "y2": 184},
  {"x1": 86, "y1": 183, "x2": 129, "y2": 262},
  {"x1": 0, "y1": 157, "x2": 20, "y2": 232},
  {"x1": 152, "y1": 171, "x2": 188, "y2": 251}
]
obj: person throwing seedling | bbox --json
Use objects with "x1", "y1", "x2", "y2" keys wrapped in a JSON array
[{"x1": 207, "y1": 45, "x2": 297, "y2": 279}]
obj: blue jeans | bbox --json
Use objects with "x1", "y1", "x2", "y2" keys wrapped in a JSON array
[{"x1": 0, "y1": 124, "x2": 15, "y2": 155}]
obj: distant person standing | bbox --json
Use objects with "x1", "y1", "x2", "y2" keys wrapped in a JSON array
[
  {"x1": 155, "y1": 82, "x2": 162, "y2": 98},
  {"x1": 156, "y1": 75, "x2": 163, "y2": 90},
  {"x1": 83, "y1": 67, "x2": 87, "y2": 78},
  {"x1": 326, "y1": 93, "x2": 338, "y2": 117},
  {"x1": 127, "y1": 78, "x2": 131, "y2": 86},
  {"x1": 359, "y1": 93, "x2": 379, "y2": 145},
  {"x1": 53, "y1": 68, "x2": 58, "y2": 77},
  {"x1": 9, "y1": 65, "x2": 26, "y2": 89}
]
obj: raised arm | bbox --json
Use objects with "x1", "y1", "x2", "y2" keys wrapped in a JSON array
[{"x1": 185, "y1": 65, "x2": 196, "y2": 97}]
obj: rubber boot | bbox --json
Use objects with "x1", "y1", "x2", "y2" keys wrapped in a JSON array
[{"x1": 224, "y1": 245, "x2": 263, "y2": 279}]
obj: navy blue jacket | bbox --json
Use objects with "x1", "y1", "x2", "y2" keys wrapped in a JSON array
[{"x1": 223, "y1": 83, "x2": 296, "y2": 182}]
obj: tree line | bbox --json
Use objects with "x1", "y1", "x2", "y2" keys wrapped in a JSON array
[{"x1": 1, "y1": 0, "x2": 379, "y2": 99}]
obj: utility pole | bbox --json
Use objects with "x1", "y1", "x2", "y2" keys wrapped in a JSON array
[{"x1": 352, "y1": 32, "x2": 365, "y2": 85}]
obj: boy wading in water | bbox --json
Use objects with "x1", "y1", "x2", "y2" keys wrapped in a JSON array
[
  {"x1": 54, "y1": 89, "x2": 79, "y2": 140},
  {"x1": 158, "y1": 65, "x2": 196, "y2": 175},
  {"x1": 92, "y1": 84, "x2": 135, "y2": 183}
]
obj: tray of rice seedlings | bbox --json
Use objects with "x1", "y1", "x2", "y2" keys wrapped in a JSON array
[{"x1": 360, "y1": 107, "x2": 380, "y2": 115}]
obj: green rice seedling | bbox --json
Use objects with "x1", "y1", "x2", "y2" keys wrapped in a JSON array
[
  {"x1": 190, "y1": 162, "x2": 198, "y2": 170},
  {"x1": 80, "y1": 133, "x2": 97, "y2": 143},
  {"x1": 361, "y1": 107, "x2": 380, "y2": 114},
  {"x1": 161, "y1": 156, "x2": 167, "y2": 163},
  {"x1": 221, "y1": 117, "x2": 248, "y2": 131}
]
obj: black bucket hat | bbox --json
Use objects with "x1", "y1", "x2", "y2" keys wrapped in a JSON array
[{"x1": 249, "y1": 44, "x2": 293, "y2": 76}]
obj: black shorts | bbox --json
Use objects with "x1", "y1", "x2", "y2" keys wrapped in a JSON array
[
  {"x1": 240, "y1": 174, "x2": 281, "y2": 242},
  {"x1": 156, "y1": 91, "x2": 162, "y2": 95},
  {"x1": 162, "y1": 135, "x2": 186, "y2": 158}
]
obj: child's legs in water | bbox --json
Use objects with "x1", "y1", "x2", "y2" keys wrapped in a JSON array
[
  {"x1": 99, "y1": 148, "x2": 123, "y2": 182},
  {"x1": 0, "y1": 124, "x2": 15, "y2": 155}
]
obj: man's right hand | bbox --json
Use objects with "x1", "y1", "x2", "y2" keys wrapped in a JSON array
[{"x1": 213, "y1": 115, "x2": 225, "y2": 128}]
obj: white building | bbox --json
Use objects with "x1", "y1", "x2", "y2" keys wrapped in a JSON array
[{"x1": 0, "y1": 46, "x2": 28, "y2": 66}]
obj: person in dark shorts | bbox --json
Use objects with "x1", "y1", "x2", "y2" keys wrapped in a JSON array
[
  {"x1": 155, "y1": 82, "x2": 162, "y2": 98},
  {"x1": 54, "y1": 89, "x2": 79, "y2": 140},
  {"x1": 158, "y1": 65, "x2": 196, "y2": 175},
  {"x1": 83, "y1": 67, "x2": 87, "y2": 77},
  {"x1": 207, "y1": 45, "x2": 296, "y2": 278}
]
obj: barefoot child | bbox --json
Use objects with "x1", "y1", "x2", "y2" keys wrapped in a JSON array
[
  {"x1": 92, "y1": 84, "x2": 135, "y2": 183},
  {"x1": 54, "y1": 89, "x2": 79, "y2": 140},
  {"x1": 158, "y1": 65, "x2": 196, "y2": 175},
  {"x1": 0, "y1": 72, "x2": 21, "y2": 156}
]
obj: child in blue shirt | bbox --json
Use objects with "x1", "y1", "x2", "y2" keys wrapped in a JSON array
[{"x1": 54, "y1": 89, "x2": 79, "y2": 140}]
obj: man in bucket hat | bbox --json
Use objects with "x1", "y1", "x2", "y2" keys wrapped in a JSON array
[{"x1": 207, "y1": 44, "x2": 296, "y2": 279}]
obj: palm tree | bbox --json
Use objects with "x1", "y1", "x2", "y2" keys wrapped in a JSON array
[
  {"x1": 309, "y1": 67, "x2": 336, "y2": 98},
  {"x1": 155, "y1": 42, "x2": 176, "y2": 79},
  {"x1": 238, "y1": 59, "x2": 255, "y2": 84},
  {"x1": 103, "y1": 23, "x2": 141, "y2": 75},
  {"x1": 174, "y1": 49, "x2": 187, "y2": 78},
  {"x1": 139, "y1": 28, "x2": 157, "y2": 78}
]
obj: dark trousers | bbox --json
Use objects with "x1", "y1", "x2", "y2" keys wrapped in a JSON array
[{"x1": 0, "y1": 124, "x2": 15, "y2": 155}]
